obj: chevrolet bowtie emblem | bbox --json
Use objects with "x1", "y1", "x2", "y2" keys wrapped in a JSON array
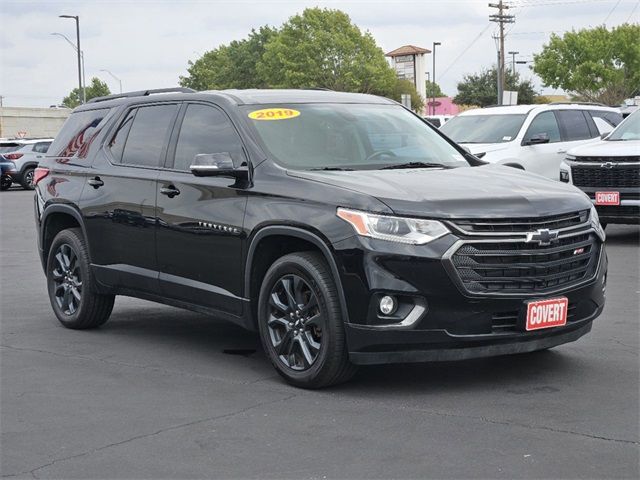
[
  {"x1": 601, "y1": 162, "x2": 616, "y2": 169},
  {"x1": 525, "y1": 228, "x2": 559, "y2": 246}
]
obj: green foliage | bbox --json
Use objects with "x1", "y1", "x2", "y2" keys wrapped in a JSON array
[
  {"x1": 425, "y1": 81, "x2": 445, "y2": 98},
  {"x1": 257, "y1": 8, "x2": 397, "y2": 95},
  {"x1": 62, "y1": 77, "x2": 111, "y2": 108},
  {"x1": 179, "y1": 8, "x2": 425, "y2": 110},
  {"x1": 533, "y1": 24, "x2": 640, "y2": 105},
  {"x1": 179, "y1": 26, "x2": 277, "y2": 90},
  {"x1": 453, "y1": 67, "x2": 537, "y2": 107},
  {"x1": 392, "y1": 79, "x2": 425, "y2": 112}
]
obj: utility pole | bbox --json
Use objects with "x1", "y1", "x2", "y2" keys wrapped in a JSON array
[
  {"x1": 489, "y1": 1, "x2": 514, "y2": 105},
  {"x1": 508, "y1": 51, "x2": 519, "y2": 76},
  {"x1": 432, "y1": 42, "x2": 441, "y2": 116}
]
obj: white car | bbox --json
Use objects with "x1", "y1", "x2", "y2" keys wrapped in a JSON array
[
  {"x1": 423, "y1": 115, "x2": 452, "y2": 128},
  {"x1": 560, "y1": 109, "x2": 640, "y2": 227},
  {"x1": 440, "y1": 103, "x2": 622, "y2": 179},
  {"x1": 0, "y1": 138, "x2": 53, "y2": 190}
]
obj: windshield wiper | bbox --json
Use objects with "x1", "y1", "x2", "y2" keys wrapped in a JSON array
[
  {"x1": 380, "y1": 162, "x2": 453, "y2": 170},
  {"x1": 309, "y1": 166, "x2": 355, "y2": 171}
]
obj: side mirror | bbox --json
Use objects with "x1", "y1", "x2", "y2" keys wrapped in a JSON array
[
  {"x1": 190, "y1": 153, "x2": 248, "y2": 178},
  {"x1": 524, "y1": 133, "x2": 550, "y2": 146}
]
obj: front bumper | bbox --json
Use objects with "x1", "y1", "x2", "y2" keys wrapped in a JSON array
[{"x1": 333, "y1": 229, "x2": 607, "y2": 365}]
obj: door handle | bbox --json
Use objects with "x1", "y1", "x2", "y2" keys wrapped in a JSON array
[
  {"x1": 87, "y1": 177, "x2": 104, "y2": 188},
  {"x1": 160, "y1": 185, "x2": 180, "y2": 198}
]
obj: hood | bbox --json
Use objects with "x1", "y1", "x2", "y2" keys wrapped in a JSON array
[
  {"x1": 569, "y1": 139, "x2": 640, "y2": 157},
  {"x1": 288, "y1": 165, "x2": 592, "y2": 219}
]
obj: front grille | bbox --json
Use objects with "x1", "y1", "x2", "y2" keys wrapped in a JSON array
[
  {"x1": 573, "y1": 156, "x2": 640, "y2": 163},
  {"x1": 450, "y1": 232, "x2": 600, "y2": 294},
  {"x1": 571, "y1": 165, "x2": 640, "y2": 188},
  {"x1": 595, "y1": 205, "x2": 640, "y2": 218},
  {"x1": 451, "y1": 210, "x2": 589, "y2": 234}
]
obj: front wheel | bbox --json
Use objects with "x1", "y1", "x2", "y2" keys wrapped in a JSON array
[
  {"x1": 47, "y1": 228, "x2": 115, "y2": 329},
  {"x1": 258, "y1": 252, "x2": 357, "y2": 388}
]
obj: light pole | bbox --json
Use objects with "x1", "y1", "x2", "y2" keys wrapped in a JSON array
[
  {"x1": 432, "y1": 42, "x2": 441, "y2": 116},
  {"x1": 100, "y1": 69, "x2": 122, "y2": 93},
  {"x1": 59, "y1": 15, "x2": 84, "y2": 104},
  {"x1": 508, "y1": 50, "x2": 519, "y2": 76},
  {"x1": 51, "y1": 32, "x2": 85, "y2": 101}
]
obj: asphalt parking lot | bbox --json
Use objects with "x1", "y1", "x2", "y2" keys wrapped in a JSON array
[{"x1": 1, "y1": 188, "x2": 638, "y2": 479}]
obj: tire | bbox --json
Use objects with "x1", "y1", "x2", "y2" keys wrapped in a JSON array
[
  {"x1": 20, "y1": 167, "x2": 35, "y2": 190},
  {"x1": 0, "y1": 175, "x2": 11, "y2": 191},
  {"x1": 257, "y1": 251, "x2": 357, "y2": 388},
  {"x1": 46, "y1": 228, "x2": 115, "y2": 329},
  {"x1": 601, "y1": 222, "x2": 608, "y2": 230}
]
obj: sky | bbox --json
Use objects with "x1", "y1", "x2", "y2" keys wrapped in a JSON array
[{"x1": 0, "y1": 0, "x2": 638, "y2": 107}]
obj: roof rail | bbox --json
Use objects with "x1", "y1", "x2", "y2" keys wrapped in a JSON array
[
  {"x1": 87, "y1": 87, "x2": 196, "y2": 104},
  {"x1": 548, "y1": 101, "x2": 607, "y2": 107}
]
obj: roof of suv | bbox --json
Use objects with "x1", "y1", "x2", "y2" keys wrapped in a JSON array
[
  {"x1": 0, "y1": 138, "x2": 54, "y2": 144},
  {"x1": 75, "y1": 88, "x2": 397, "y2": 111},
  {"x1": 457, "y1": 103, "x2": 619, "y2": 117}
]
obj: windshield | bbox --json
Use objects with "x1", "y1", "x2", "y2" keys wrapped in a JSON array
[
  {"x1": 607, "y1": 110, "x2": 640, "y2": 141},
  {"x1": 243, "y1": 104, "x2": 469, "y2": 170},
  {"x1": 440, "y1": 114, "x2": 526, "y2": 143}
]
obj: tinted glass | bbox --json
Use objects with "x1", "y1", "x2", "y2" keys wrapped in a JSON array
[
  {"x1": 48, "y1": 108, "x2": 110, "y2": 158},
  {"x1": 244, "y1": 104, "x2": 469, "y2": 170},
  {"x1": 173, "y1": 104, "x2": 246, "y2": 171},
  {"x1": 33, "y1": 142, "x2": 51, "y2": 153},
  {"x1": 120, "y1": 104, "x2": 178, "y2": 167},
  {"x1": 440, "y1": 114, "x2": 526, "y2": 143},
  {"x1": 523, "y1": 111, "x2": 561, "y2": 143},
  {"x1": 0, "y1": 143, "x2": 22, "y2": 153},
  {"x1": 590, "y1": 110, "x2": 623, "y2": 127},
  {"x1": 109, "y1": 110, "x2": 135, "y2": 163},
  {"x1": 557, "y1": 110, "x2": 593, "y2": 141}
]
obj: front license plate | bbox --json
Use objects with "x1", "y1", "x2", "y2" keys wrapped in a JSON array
[
  {"x1": 526, "y1": 297, "x2": 568, "y2": 331},
  {"x1": 595, "y1": 191, "x2": 620, "y2": 206}
]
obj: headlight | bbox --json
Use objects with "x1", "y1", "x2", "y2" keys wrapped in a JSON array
[
  {"x1": 590, "y1": 206, "x2": 606, "y2": 241},
  {"x1": 565, "y1": 154, "x2": 577, "y2": 162},
  {"x1": 337, "y1": 208, "x2": 449, "y2": 245}
]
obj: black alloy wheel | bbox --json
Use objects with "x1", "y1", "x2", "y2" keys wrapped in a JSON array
[
  {"x1": 258, "y1": 252, "x2": 357, "y2": 388},
  {"x1": 51, "y1": 243, "x2": 82, "y2": 315},
  {"x1": 267, "y1": 274, "x2": 324, "y2": 371},
  {"x1": 47, "y1": 228, "x2": 115, "y2": 329}
]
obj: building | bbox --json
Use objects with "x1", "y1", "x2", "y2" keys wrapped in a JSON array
[
  {"x1": 385, "y1": 45, "x2": 430, "y2": 108},
  {"x1": 0, "y1": 107, "x2": 70, "y2": 139}
]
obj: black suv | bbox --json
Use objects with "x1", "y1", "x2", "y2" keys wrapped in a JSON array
[{"x1": 35, "y1": 88, "x2": 607, "y2": 388}]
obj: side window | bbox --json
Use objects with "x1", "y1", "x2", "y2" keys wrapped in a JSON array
[
  {"x1": 172, "y1": 104, "x2": 246, "y2": 171},
  {"x1": 109, "y1": 109, "x2": 135, "y2": 163},
  {"x1": 118, "y1": 104, "x2": 179, "y2": 168},
  {"x1": 33, "y1": 142, "x2": 51, "y2": 153},
  {"x1": 557, "y1": 110, "x2": 593, "y2": 141},
  {"x1": 590, "y1": 110, "x2": 623, "y2": 128},
  {"x1": 523, "y1": 111, "x2": 561, "y2": 144},
  {"x1": 48, "y1": 108, "x2": 110, "y2": 158}
]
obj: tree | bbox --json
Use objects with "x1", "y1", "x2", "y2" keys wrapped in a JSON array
[
  {"x1": 453, "y1": 67, "x2": 537, "y2": 107},
  {"x1": 179, "y1": 26, "x2": 277, "y2": 90},
  {"x1": 425, "y1": 81, "x2": 445, "y2": 98},
  {"x1": 62, "y1": 77, "x2": 111, "y2": 108},
  {"x1": 533, "y1": 24, "x2": 640, "y2": 105},
  {"x1": 392, "y1": 79, "x2": 425, "y2": 112},
  {"x1": 257, "y1": 8, "x2": 397, "y2": 95}
]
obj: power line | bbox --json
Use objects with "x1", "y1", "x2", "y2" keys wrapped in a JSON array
[
  {"x1": 603, "y1": 0, "x2": 623, "y2": 24},
  {"x1": 438, "y1": 23, "x2": 493, "y2": 80},
  {"x1": 624, "y1": 0, "x2": 640, "y2": 21}
]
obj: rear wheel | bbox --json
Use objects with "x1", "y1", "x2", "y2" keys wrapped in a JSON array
[
  {"x1": 0, "y1": 175, "x2": 11, "y2": 191},
  {"x1": 20, "y1": 167, "x2": 35, "y2": 190},
  {"x1": 47, "y1": 228, "x2": 115, "y2": 329},
  {"x1": 258, "y1": 252, "x2": 357, "y2": 388}
]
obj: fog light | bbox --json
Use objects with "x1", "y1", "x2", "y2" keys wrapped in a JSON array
[
  {"x1": 559, "y1": 170, "x2": 570, "y2": 183},
  {"x1": 379, "y1": 295, "x2": 397, "y2": 315}
]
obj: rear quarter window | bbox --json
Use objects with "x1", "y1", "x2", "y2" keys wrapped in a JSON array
[{"x1": 48, "y1": 108, "x2": 111, "y2": 158}]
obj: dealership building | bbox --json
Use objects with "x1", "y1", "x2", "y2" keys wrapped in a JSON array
[{"x1": 0, "y1": 106, "x2": 70, "y2": 139}]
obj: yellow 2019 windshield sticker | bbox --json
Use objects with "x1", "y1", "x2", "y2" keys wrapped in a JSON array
[{"x1": 248, "y1": 108, "x2": 300, "y2": 121}]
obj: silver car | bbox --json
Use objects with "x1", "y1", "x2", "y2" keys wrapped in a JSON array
[{"x1": 0, "y1": 138, "x2": 53, "y2": 190}]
